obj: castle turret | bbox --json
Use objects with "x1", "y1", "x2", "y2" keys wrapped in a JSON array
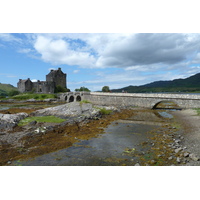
[{"x1": 46, "y1": 68, "x2": 67, "y2": 88}]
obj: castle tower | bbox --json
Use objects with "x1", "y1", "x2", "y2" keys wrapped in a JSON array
[{"x1": 46, "y1": 68, "x2": 67, "y2": 88}]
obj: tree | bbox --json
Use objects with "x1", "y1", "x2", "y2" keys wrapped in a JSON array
[
  {"x1": 75, "y1": 87, "x2": 91, "y2": 92},
  {"x1": 102, "y1": 86, "x2": 110, "y2": 92},
  {"x1": 54, "y1": 85, "x2": 70, "y2": 93}
]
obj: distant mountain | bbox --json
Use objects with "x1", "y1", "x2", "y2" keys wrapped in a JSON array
[
  {"x1": 0, "y1": 83, "x2": 17, "y2": 96},
  {"x1": 111, "y1": 73, "x2": 200, "y2": 93}
]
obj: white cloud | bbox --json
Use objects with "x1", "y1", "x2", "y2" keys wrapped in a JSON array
[
  {"x1": 34, "y1": 35, "x2": 96, "y2": 67},
  {"x1": 31, "y1": 33, "x2": 200, "y2": 73},
  {"x1": 31, "y1": 79, "x2": 37, "y2": 82},
  {"x1": 17, "y1": 48, "x2": 32, "y2": 54},
  {"x1": 0, "y1": 33, "x2": 21, "y2": 42},
  {"x1": 73, "y1": 70, "x2": 80, "y2": 74},
  {"x1": 48, "y1": 68, "x2": 56, "y2": 71}
]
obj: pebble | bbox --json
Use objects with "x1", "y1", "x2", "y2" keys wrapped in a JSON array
[
  {"x1": 150, "y1": 160, "x2": 156, "y2": 165},
  {"x1": 135, "y1": 163, "x2": 140, "y2": 166},
  {"x1": 184, "y1": 152, "x2": 189, "y2": 157},
  {"x1": 168, "y1": 156, "x2": 173, "y2": 160},
  {"x1": 175, "y1": 147, "x2": 182, "y2": 153},
  {"x1": 189, "y1": 153, "x2": 200, "y2": 161},
  {"x1": 177, "y1": 157, "x2": 181, "y2": 163},
  {"x1": 7, "y1": 161, "x2": 12, "y2": 164}
]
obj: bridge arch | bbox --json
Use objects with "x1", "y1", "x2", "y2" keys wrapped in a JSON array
[
  {"x1": 69, "y1": 95, "x2": 75, "y2": 102},
  {"x1": 152, "y1": 100, "x2": 180, "y2": 109},
  {"x1": 64, "y1": 96, "x2": 68, "y2": 101},
  {"x1": 76, "y1": 95, "x2": 81, "y2": 102}
]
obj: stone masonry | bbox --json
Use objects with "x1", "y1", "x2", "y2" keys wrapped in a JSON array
[{"x1": 17, "y1": 68, "x2": 67, "y2": 93}]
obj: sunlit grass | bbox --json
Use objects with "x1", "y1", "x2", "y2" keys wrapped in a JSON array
[{"x1": 18, "y1": 116, "x2": 65, "y2": 126}]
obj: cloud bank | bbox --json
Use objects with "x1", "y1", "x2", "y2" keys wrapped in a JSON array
[{"x1": 31, "y1": 33, "x2": 200, "y2": 71}]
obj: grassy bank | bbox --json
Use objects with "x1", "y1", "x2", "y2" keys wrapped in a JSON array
[{"x1": 10, "y1": 93, "x2": 57, "y2": 100}]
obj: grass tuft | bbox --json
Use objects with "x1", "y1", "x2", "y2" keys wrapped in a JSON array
[{"x1": 18, "y1": 116, "x2": 65, "y2": 126}]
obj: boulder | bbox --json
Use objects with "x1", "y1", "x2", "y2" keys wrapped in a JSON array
[
  {"x1": 0, "y1": 113, "x2": 28, "y2": 130},
  {"x1": 32, "y1": 102, "x2": 100, "y2": 119}
]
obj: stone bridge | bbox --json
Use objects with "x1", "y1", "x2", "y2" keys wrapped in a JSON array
[{"x1": 59, "y1": 92, "x2": 200, "y2": 109}]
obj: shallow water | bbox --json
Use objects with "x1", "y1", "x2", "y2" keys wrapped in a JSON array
[
  {"x1": 13, "y1": 110, "x2": 174, "y2": 166},
  {"x1": 14, "y1": 122, "x2": 158, "y2": 166}
]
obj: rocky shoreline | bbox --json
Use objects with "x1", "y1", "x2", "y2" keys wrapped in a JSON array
[
  {"x1": 0, "y1": 102, "x2": 117, "y2": 147},
  {"x1": 1, "y1": 100, "x2": 200, "y2": 166}
]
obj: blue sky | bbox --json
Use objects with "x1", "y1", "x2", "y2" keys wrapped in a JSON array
[{"x1": 1, "y1": 33, "x2": 200, "y2": 91}]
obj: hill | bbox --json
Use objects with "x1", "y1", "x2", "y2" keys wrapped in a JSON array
[
  {"x1": 111, "y1": 73, "x2": 200, "y2": 93},
  {"x1": 0, "y1": 83, "x2": 17, "y2": 97}
]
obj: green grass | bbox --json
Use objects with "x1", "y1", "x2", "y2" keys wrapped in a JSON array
[
  {"x1": 194, "y1": 108, "x2": 200, "y2": 115},
  {"x1": 94, "y1": 107, "x2": 113, "y2": 115},
  {"x1": 80, "y1": 100, "x2": 91, "y2": 103},
  {"x1": 18, "y1": 116, "x2": 65, "y2": 126},
  {"x1": 11, "y1": 93, "x2": 57, "y2": 100}
]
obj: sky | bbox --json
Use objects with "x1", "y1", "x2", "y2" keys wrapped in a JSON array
[{"x1": 1, "y1": 33, "x2": 200, "y2": 91}]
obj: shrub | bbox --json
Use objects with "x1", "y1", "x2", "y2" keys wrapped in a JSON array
[{"x1": 8, "y1": 90, "x2": 20, "y2": 97}]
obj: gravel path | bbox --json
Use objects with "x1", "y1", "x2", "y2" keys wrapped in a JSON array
[{"x1": 174, "y1": 109, "x2": 200, "y2": 166}]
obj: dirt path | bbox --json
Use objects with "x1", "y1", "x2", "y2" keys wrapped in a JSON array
[{"x1": 174, "y1": 109, "x2": 200, "y2": 165}]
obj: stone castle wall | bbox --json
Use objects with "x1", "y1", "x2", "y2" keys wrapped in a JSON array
[{"x1": 17, "y1": 68, "x2": 66, "y2": 93}]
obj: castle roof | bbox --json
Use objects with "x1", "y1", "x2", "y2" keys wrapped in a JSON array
[
  {"x1": 19, "y1": 78, "x2": 31, "y2": 83},
  {"x1": 47, "y1": 68, "x2": 65, "y2": 76}
]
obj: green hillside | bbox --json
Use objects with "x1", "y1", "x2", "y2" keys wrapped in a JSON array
[
  {"x1": 0, "y1": 83, "x2": 17, "y2": 97},
  {"x1": 111, "y1": 73, "x2": 200, "y2": 93}
]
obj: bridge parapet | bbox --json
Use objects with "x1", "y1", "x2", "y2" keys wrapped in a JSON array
[
  {"x1": 90, "y1": 92, "x2": 200, "y2": 100},
  {"x1": 58, "y1": 92, "x2": 200, "y2": 109},
  {"x1": 83, "y1": 92, "x2": 200, "y2": 109}
]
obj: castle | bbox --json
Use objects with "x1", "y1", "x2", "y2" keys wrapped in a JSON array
[{"x1": 17, "y1": 68, "x2": 67, "y2": 93}]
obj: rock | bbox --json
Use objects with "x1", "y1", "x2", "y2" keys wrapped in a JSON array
[
  {"x1": 29, "y1": 121, "x2": 37, "y2": 126},
  {"x1": 184, "y1": 152, "x2": 189, "y2": 157},
  {"x1": 135, "y1": 163, "x2": 140, "y2": 166},
  {"x1": 177, "y1": 157, "x2": 181, "y2": 163},
  {"x1": 33, "y1": 102, "x2": 101, "y2": 119},
  {"x1": 168, "y1": 156, "x2": 173, "y2": 160},
  {"x1": 0, "y1": 113, "x2": 28, "y2": 130},
  {"x1": 150, "y1": 160, "x2": 156, "y2": 165},
  {"x1": 189, "y1": 153, "x2": 200, "y2": 161},
  {"x1": 175, "y1": 147, "x2": 182, "y2": 154}
]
